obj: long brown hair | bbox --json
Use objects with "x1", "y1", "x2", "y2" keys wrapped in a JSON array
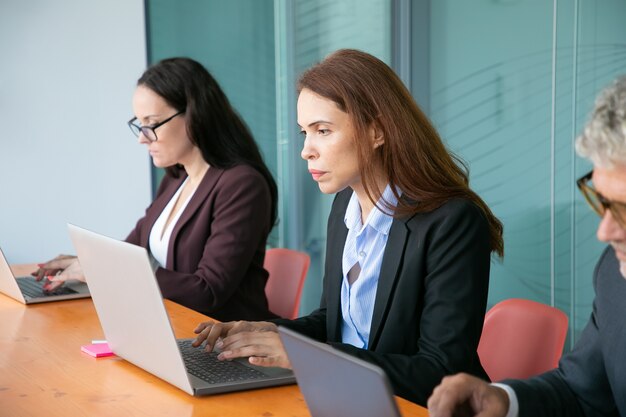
[{"x1": 297, "y1": 49, "x2": 503, "y2": 257}]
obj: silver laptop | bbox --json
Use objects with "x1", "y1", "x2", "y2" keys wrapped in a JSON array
[
  {"x1": 279, "y1": 326, "x2": 402, "y2": 417},
  {"x1": 0, "y1": 247, "x2": 90, "y2": 304},
  {"x1": 68, "y1": 223, "x2": 295, "y2": 396}
]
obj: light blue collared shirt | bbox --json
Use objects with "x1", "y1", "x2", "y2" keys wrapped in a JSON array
[{"x1": 340, "y1": 185, "x2": 398, "y2": 349}]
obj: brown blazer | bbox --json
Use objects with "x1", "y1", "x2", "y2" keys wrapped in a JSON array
[{"x1": 125, "y1": 164, "x2": 276, "y2": 321}]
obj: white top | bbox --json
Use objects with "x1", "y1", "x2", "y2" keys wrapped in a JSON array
[{"x1": 148, "y1": 178, "x2": 196, "y2": 268}]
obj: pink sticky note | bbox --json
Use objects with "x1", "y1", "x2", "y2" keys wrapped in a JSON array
[{"x1": 81, "y1": 343, "x2": 115, "y2": 358}]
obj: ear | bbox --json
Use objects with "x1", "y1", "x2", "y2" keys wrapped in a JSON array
[{"x1": 369, "y1": 122, "x2": 384, "y2": 149}]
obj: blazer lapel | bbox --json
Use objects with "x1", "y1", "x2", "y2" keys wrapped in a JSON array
[
  {"x1": 325, "y1": 213, "x2": 348, "y2": 342},
  {"x1": 140, "y1": 175, "x2": 186, "y2": 248},
  {"x1": 324, "y1": 190, "x2": 352, "y2": 342},
  {"x1": 166, "y1": 167, "x2": 224, "y2": 268},
  {"x1": 368, "y1": 217, "x2": 409, "y2": 349}
]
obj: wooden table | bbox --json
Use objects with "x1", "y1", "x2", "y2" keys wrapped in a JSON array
[{"x1": 0, "y1": 265, "x2": 428, "y2": 417}]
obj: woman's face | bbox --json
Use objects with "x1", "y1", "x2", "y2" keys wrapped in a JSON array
[
  {"x1": 298, "y1": 88, "x2": 363, "y2": 195},
  {"x1": 131, "y1": 85, "x2": 194, "y2": 168}
]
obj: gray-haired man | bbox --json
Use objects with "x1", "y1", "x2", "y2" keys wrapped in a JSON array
[{"x1": 428, "y1": 76, "x2": 626, "y2": 417}]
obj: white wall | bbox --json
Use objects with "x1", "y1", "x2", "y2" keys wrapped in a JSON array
[{"x1": 0, "y1": 0, "x2": 151, "y2": 263}]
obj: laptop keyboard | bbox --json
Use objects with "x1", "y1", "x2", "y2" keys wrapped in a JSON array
[
  {"x1": 177, "y1": 339, "x2": 268, "y2": 384},
  {"x1": 17, "y1": 277, "x2": 78, "y2": 298}
]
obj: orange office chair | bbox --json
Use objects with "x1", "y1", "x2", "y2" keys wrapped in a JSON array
[
  {"x1": 477, "y1": 298, "x2": 569, "y2": 382},
  {"x1": 264, "y1": 248, "x2": 310, "y2": 319}
]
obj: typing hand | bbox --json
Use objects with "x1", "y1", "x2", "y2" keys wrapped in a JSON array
[
  {"x1": 192, "y1": 320, "x2": 277, "y2": 353},
  {"x1": 192, "y1": 321, "x2": 233, "y2": 352},
  {"x1": 217, "y1": 329, "x2": 291, "y2": 369},
  {"x1": 32, "y1": 256, "x2": 85, "y2": 292},
  {"x1": 32, "y1": 255, "x2": 74, "y2": 280},
  {"x1": 427, "y1": 373, "x2": 509, "y2": 417}
]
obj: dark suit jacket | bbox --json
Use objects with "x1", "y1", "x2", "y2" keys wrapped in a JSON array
[
  {"x1": 509, "y1": 246, "x2": 625, "y2": 417},
  {"x1": 274, "y1": 189, "x2": 491, "y2": 405},
  {"x1": 125, "y1": 164, "x2": 275, "y2": 322}
]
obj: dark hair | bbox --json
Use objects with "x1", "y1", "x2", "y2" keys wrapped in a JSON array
[
  {"x1": 138, "y1": 57, "x2": 278, "y2": 226},
  {"x1": 298, "y1": 49, "x2": 503, "y2": 257}
]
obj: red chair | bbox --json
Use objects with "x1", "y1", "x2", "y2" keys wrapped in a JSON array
[
  {"x1": 264, "y1": 248, "x2": 310, "y2": 319},
  {"x1": 477, "y1": 298, "x2": 568, "y2": 382}
]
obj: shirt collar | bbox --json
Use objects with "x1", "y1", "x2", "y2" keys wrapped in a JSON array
[{"x1": 344, "y1": 184, "x2": 399, "y2": 236}]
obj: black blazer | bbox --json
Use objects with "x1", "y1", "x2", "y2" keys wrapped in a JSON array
[
  {"x1": 508, "y1": 246, "x2": 626, "y2": 417},
  {"x1": 275, "y1": 189, "x2": 491, "y2": 405}
]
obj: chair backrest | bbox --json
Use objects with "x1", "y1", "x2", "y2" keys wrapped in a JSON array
[
  {"x1": 477, "y1": 298, "x2": 568, "y2": 382},
  {"x1": 264, "y1": 248, "x2": 310, "y2": 319}
]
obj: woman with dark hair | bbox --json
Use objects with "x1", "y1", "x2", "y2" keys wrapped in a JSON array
[
  {"x1": 193, "y1": 49, "x2": 503, "y2": 405},
  {"x1": 34, "y1": 57, "x2": 278, "y2": 321}
]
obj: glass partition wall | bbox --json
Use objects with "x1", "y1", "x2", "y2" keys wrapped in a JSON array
[
  {"x1": 425, "y1": 0, "x2": 626, "y2": 346},
  {"x1": 146, "y1": 0, "x2": 626, "y2": 347}
]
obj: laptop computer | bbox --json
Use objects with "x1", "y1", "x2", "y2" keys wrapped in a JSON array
[
  {"x1": 279, "y1": 326, "x2": 402, "y2": 417},
  {"x1": 0, "y1": 247, "x2": 90, "y2": 304},
  {"x1": 67, "y1": 223, "x2": 295, "y2": 396}
]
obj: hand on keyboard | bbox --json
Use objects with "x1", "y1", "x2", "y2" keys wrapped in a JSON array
[
  {"x1": 32, "y1": 255, "x2": 85, "y2": 292},
  {"x1": 193, "y1": 320, "x2": 277, "y2": 352},
  {"x1": 193, "y1": 320, "x2": 291, "y2": 369}
]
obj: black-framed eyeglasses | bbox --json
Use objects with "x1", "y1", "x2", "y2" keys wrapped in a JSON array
[
  {"x1": 127, "y1": 110, "x2": 184, "y2": 142},
  {"x1": 577, "y1": 170, "x2": 626, "y2": 228}
]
